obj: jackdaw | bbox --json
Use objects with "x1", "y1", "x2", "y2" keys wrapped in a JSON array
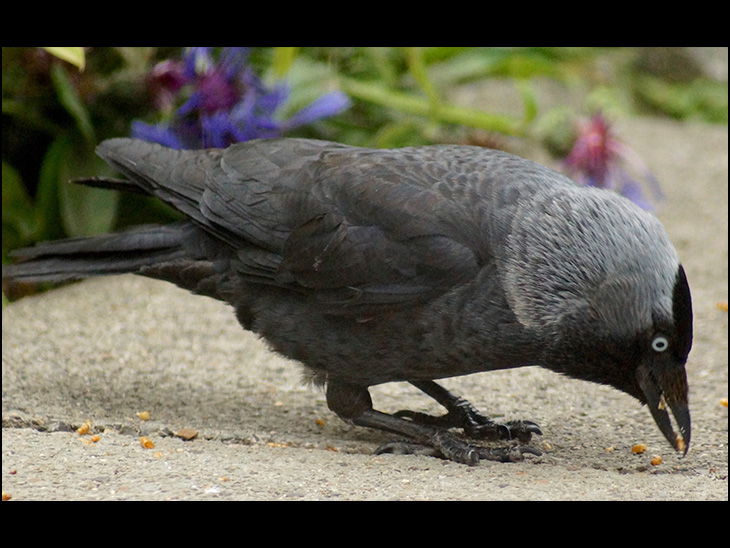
[{"x1": 2, "y1": 138, "x2": 692, "y2": 465}]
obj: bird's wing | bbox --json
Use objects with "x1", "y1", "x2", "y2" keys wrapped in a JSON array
[
  {"x1": 204, "y1": 139, "x2": 485, "y2": 314},
  {"x1": 96, "y1": 138, "x2": 486, "y2": 315}
]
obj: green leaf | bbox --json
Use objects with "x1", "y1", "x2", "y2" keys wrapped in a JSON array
[
  {"x1": 272, "y1": 47, "x2": 299, "y2": 79},
  {"x1": 2, "y1": 161, "x2": 41, "y2": 255},
  {"x1": 50, "y1": 63, "x2": 95, "y2": 143},
  {"x1": 404, "y1": 47, "x2": 441, "y2": 108},
  {"x1": 52, "y1": 134, "x2": 118, "y2": 238},
  {"x1": 36, "y1": 134, "x2": 69, "y2": 239},
  {"x1": 60, "y1": 179, "x2": 119, "y2": 238},
  {"x1": 515, "y1": 79, "x2": 538, "y2": 125},
  {"x1": 2, "y1": 161, "x2": 32, "y2": 214},
  {"x1": 42, "y1": 47, "x2": 86, "y2": 71}
]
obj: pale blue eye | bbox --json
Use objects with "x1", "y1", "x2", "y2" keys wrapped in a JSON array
[{"x1": 652, "y1": 335, "x2": 669, "y2": 352}]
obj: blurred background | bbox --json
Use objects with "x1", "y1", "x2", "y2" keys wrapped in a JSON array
[{"x1": 2, "y1": 47, "x2": 727, "y2": 300}]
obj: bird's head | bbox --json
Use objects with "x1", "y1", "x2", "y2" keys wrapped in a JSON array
[
  {"x1": 503, "y1": 187, "x2": 693, "y2": 453},
  {"x1": 578, "y1": 263, "x2": 693, "y2": 454}
]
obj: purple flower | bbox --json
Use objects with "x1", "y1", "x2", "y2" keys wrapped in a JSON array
[
  {"x1": 133, "y1": 47, "x2": 350, "y2": 149},
  {"x1": 145, "y1": 59, "x2": 187, "y2": 112},
  {"x1": 564, "y1": 113, "x2": 663, "y2": 209}
]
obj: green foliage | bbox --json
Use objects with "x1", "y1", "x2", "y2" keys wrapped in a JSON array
[
  {"x1": 42, "y1": 47, "x2": 86, "y2": 70},
  {"x1": 3, "y1": 46, "x2": 727, "y2": 274},
  {"x1": 2, "y1": 161, "x2": 41, "y2": 252},
  {"x1": 2, "y1": 47, "x2": 166, "y2": 262},
  {"x1": 635, "y1": 75, "x2": 728, "y2": 123},
  {"x1": 50, "y1": 63, "x2": 95, "y2": 143}
]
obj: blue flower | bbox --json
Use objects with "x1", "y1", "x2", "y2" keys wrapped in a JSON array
[
  {"x1": 564, "y1": 113, "x2": 663, "y2": 209},
  {"x1": 133, "y1": 47, "x2": 350, "y2": 149}
]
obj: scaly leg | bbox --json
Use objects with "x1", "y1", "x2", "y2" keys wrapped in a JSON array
[
  {"x1": 395, "y1": 380, "x2": 542, "y2": 443},
  {"x1": 326, "y1": 380, "x2": 541, "y2": 465}
]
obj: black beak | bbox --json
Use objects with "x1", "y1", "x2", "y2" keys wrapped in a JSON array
[{"x1": 637, "y1": 362, "x2": 691, "y2": 455}]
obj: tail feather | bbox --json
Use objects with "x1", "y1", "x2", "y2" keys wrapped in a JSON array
[
  {"x1": 3, "y1": 223, "x2": 191, "y2": 284},
  {"x1": 73, "y1": 176, "x2": 152, "y2": 195},
  {"x1": 4, "y1": 139, "x2": 230, "y2": 297}
]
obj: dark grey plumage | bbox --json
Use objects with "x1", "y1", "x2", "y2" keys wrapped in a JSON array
[{"x1": 3, "y1": 138, "x2": 692, "y2": 464}]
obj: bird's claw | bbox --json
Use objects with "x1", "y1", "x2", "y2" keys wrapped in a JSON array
[
  {"x1": 376, "y1": 430, "x2": 542, "y2": 466},
  {"x1": 395, "y1": 409, "x2": 542, "y2": 444},
  {"x1": 471, "y1": 419, "x2": 543, "y2": 444}
]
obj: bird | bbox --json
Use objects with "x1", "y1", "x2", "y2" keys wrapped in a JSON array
[{"x1": 2, "y1": 137, "x2": 693, "y2": 465}]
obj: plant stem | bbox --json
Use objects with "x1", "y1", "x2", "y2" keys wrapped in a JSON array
[{"x1": 340, "y1": 77, "x2": 526, "y2": 137}]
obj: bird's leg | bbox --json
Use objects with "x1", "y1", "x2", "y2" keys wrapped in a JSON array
[
  {"x1": 326, "y1": 380, "x2": 541, "y2": 465},
  {"x1": 393, "y1": 380, "x2": 542, "y2": 443}
]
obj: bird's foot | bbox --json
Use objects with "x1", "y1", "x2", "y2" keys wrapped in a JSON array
[
  {"x1": 394, "y1": 388, "x2": 542, "y2": 444},
  {"x1": 375, "y1": 430, "x2": 542, "y2": 465},
  {"x1": 327, "y1": 380, "x2": 542, "y2": 466}
]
